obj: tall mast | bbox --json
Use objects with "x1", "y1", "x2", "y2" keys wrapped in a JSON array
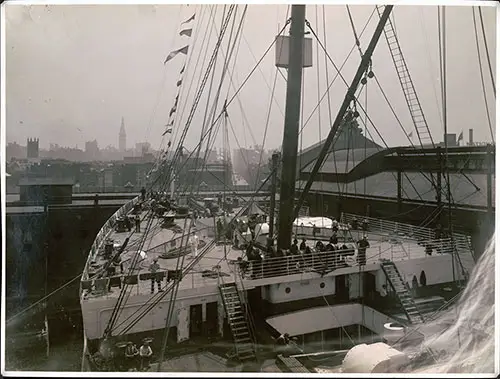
[{"x1": 276, "y1": 5, "x2": 306, "y2": 251}]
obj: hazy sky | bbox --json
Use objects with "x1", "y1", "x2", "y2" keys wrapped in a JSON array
[{"x1": 4, "y1": 3, "x2": 497, "y2": 152}]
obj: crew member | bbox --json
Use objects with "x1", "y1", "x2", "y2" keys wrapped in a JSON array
[
  {"x1": 357, "y1": 235, "x2": 370, "y2": 266},
  {"x1": 352, "y1": 217, "x2": 359, "y2": 230},
  {"x1": 362, "y1": 218, "x2": 369, "y2": 232},
  {"x1": 290, "y1": 239, "x2": 299, "y2": 255},
  {"x1": 331, "y1": 219, "x2": 339, "y2": 233},
  {"x1": 124, "y1": 341, "x2": 139, "y2": 371},
  {"x1": 141, "y1": 187, "x2": 146, "y2": 202},
  {"x1": 149, "y1": 258, "x2": 162, "y2": 294},
  {"x1": 299, "y1": 238, "x2": 307, "y2": 251},
  {"x1": 139, "y1": 340, "x2": 153, "y2": 371}
]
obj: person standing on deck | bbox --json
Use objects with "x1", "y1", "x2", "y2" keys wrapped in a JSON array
[
  {"x1": 357, "y1": 235, "x2": 370, "y2": 266},
  {"x1": 299, "y1": 238, "x2": 307, "y2": 251},
  {"x1": 141, "y1": 187, "x2": 146, "y2": 202},
  {"x1": 332, "y1": 219, "x2": 339, "y2": 233},
  {"x1": 124, "y1": 341, "x2": 139, "y2": 371},
  {"x1": 149, "y1": 258, "x2": 162, "y2": 294},
  {"x1": 362, "y1": 218, "x2": 369, "y2": 232},
  {"x1": 135, "y1": 213, "x2": 141, "y2": 232},
  {"x1": 352, "y1": 217, "x2": 359, "y2": 230},
  {"x1": 125, "y1": 216, "x2": 132, "y2": 231},
  {"x1": 290, "y1": 239, "x2": 299, "y2": 255},
  {"x1": 139, "y1": 340, "x2": 153, "y2": 371}
]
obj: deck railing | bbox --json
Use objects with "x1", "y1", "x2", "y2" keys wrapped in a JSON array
[
  {"x1": 82, "y1": 196, "x2": 140, "y2": 280},
  {"x1": 341, "y1": 212, "x2": 476, "y2": 278},
  {"x1": 341, "y1": 212, "x2": 437, "y2": 240},
  {"x1": 237, "y1": 236, "x2": 460, "y2": 281}
]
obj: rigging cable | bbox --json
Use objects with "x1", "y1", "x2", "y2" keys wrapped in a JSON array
[
  {"x1": 300, "y1": 7, "x2": 377, "y2": 134},
  {"x1": 472, "y1": 7, "x2": 495, "y2": 144},
  {"x1": 346, "y1": 5, "x2": 363, "y2": 58},
  {"x1": 477, "y1": 7, "x2": 496, "y2": 96},
  {"x1": 154, "y1": 21, "x2": 290, "y2": 194},
  {"x1": 251, "y1": 5, "x2": 291, "y2": 191},
  {"x1": 313, "y1": 5, "x2": 324, "y2": 216},
  {"x1": 153, "y1": 5, "x2": 236, "y2": 193},
  {"x1": 418, "y1": 7, "x2": 444, "y2": 130},
  {"x1": 165, "y1": 5, "x2": 237, "y2": 188},
  {"x1": 144, "y1": 4, "x2": 184, "y2": 143},
  {"x1": 191, "y1": 5, "x2": 231, "y2": 194},
  {"x1": 321, "y1": 4, "x2": 343, "y2": 199},
  {"x1": 308, "y1": 12, "x2": 440, "y2": 198},
  {"x1": 109, "y1": 6, "x2": 237, "y2": 334}
]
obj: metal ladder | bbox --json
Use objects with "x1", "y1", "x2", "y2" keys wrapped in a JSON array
[
  {"x1": 381, "y1": 261, "x2": 425, "y2": 325},
  {"x1": 218, "y1": 282, "x2": 256, "y2": 362},
  {"x1": 376, "y1": 6, "x2": 434, "y2": 148}
]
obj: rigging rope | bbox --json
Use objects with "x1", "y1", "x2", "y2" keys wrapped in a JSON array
[
  {"x1": 251, "y1": 5, "x2": 290, "y2": 191},
  {"x1": 472, "y1": 7, "x2": 495, "y2": 144},
  {"x1": 106, "y1": 6, "x2": 239, "y2": 336},
  {"x1": 346, "y1": 5, "x2": 363, "y2": 58},
  {"x1": 154, "y1": 21, "x2": 290, "y2": 194},
  {"x1": 477, "y1": 7, "x2": 496, "y2": 96},
  {"x1": 321, "y1": 5, "x2": 343, "y2": 199},
  {"x1": 300, "y1": 7, "x2": 377, "y2": 134}
]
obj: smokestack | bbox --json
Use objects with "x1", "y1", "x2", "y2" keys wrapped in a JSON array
[{"x1": 469, "y1": 129, "x2": 474, "y2": 146}]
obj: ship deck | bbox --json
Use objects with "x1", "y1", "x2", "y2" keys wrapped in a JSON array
[{"x1": 80, "y1": 203, "x2": 449, "y2": 302}]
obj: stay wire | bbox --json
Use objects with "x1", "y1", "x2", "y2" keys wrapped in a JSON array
[
  {"x1": 300, "y1": 7, "x2": 376, "y2": 134},
  {"x1": 321, "y1": 4, "x2": 342, "y2": 199},
  {"x1": 478, "y1": 7, "x2": 496, "y2": 96},
  {"x1": 472, "y1": 7, "x2": 495, "y2": 144},
  {"x1": 252, "y1": 5, "x2": 290, "y2": 190},
  {"x1": 346, "y1": 5, "x2": 363, "y2": 58},
  {"x1": 156, "y1": 20, "x2": 290, "y2": 194}
]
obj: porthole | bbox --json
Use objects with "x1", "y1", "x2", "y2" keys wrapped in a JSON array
[
  {"x1": 285, "y1": 287, "x2": 291, "y2": 294},
  {"x1": 320, "y1": 282, "x2": 325, "y2": 289}
]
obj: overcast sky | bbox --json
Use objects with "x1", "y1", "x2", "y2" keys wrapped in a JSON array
[{"x1": 4, "y1": 3, "x2": 497, "y2": 152}]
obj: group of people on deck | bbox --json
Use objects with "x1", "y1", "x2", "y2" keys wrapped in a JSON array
[
  {"x1": 92, "y1": 339, "x2": 153, "y2": 372},
  {"x1": 239, "y1": 229, "x2": 372, "y2": 279},
  {"x1": 123, "y1": 340, "x2": 153, "y2": 371}
]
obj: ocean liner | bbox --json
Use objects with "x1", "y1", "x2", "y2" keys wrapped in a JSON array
[{"x1": 79, "y1": 4, "x2": 487, "y2": 373}]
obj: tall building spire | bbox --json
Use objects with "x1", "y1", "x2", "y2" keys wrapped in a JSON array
[{"x1": 119, "y1": 116, "x2": 126, "y2": 152}]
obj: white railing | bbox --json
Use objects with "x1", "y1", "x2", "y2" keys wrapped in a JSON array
[
  {"x1": 240, "y1": 247, "x2": 365, "y2": 280},
  {"x1": 82, "y1": 196, "x2": 140, "y2": 280},
  {"x1": 341, "y1": 212, "x2": 436, "y2": 241},
  {"x1": 238, "y1": 236, "x2": 460, "y2": 282},
  {"x1": 341, "y1": 213, "x2": 476, "y2": 277}
]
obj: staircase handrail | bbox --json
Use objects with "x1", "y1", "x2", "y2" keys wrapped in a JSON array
[
  {"x1": 217, "y1": 273, "x2": 257, "y2": 359},
  {"x1": 380, "y1": 262, "x2": 425, "y2": 324},
  {"x1": 234, "y1": 266, "x2": 258, "y2": 356}
]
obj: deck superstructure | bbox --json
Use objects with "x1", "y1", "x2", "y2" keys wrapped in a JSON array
[{"x1": 80, "y1": 195, "x2": 475, "y2": 345}]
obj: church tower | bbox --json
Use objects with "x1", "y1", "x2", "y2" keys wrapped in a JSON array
[{"x1": 119, "y1": 117, "x2": 126, "y2": 152}]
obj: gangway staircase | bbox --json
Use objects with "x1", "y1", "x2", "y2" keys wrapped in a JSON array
[
  {"x1": 218, "y1": 282, "x2": 257, "y2": 363},
  {"x1": 376, "y1": 6, "x2": 434, "y2": 147},
  {"x1": 381, "y1": 261, "x2": 425, "y2": 325}
]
